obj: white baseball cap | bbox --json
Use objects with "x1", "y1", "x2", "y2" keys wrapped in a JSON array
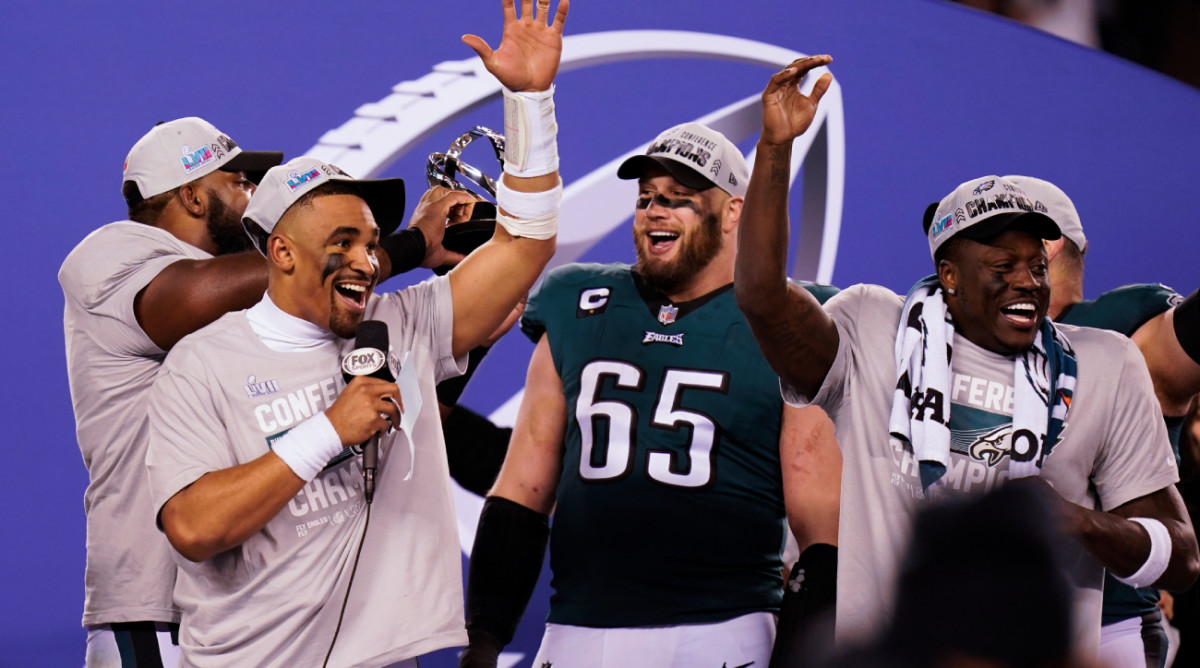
[
  {"x1": 122, "y1": 117, "x2": 283, "y2": 199},
  {"x1": 1003, "y1": 176, "x2": 1087, "y2": 253},
  {"x1": 241, "y1": 156, "x2": 406, "y2": 255},
  {"x1": 925, "y1": 175, "x2": 1061, "y2": 259},
  {"x1": 617, "y1": 122, "x2": 749, "y2": 198}
]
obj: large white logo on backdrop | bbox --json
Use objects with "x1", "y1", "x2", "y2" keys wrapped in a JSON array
[{"x1": 306, "y1": 30, "x2": 844, "y2": 610}]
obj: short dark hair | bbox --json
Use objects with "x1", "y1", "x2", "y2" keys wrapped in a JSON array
[
  {"x1": 123, "y1": 181, "x2": 177, "y2": 224},
  {"x1": 1059, "y1": 237, "x2": 1085, "y2": 268}
]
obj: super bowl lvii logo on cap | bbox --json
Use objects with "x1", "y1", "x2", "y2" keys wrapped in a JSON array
[
  {"x1": 286, "y1": 168, "x2": 322, "y2": 191},
  {"x1": 180, "y1": 144, "x2": 216, "y2": 174}
]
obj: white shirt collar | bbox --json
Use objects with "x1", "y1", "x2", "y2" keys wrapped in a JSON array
[{"x1": 246, "y1": 292, "x2": 339, "y2": 352}]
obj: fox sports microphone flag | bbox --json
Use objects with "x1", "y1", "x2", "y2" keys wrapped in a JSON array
[{"x1": 341, "y1": 320, "x2": 397, "y2": 502}]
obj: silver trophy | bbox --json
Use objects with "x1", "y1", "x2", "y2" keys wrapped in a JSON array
[{"x1": 426, "y1": 126, "x2": 505, "y2": 273}]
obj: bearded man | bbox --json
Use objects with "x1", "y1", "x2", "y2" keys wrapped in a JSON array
[{"x1": 458, "y1": 119, "x2": 840, "y2": 668}]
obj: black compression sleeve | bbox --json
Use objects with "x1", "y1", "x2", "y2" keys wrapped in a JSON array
[
  {"x1": 1174, "y1": 290, "x2": 1200, "y2": 365},
  {"x1": 378, "y1": 228, "x2": 427, "y2": 276},
  {"x1": 442, "y1": 405, "x2": 512, "y2": 496},
  {"x1": 465, "y1": 497, "x2": 549, "y2": 649},
  {"x1": 769, "y1": 543, "x2": 838, "y2": 668}
]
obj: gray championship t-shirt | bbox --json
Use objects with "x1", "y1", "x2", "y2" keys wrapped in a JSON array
[
  {"x1": 59, "y1": 221, "x2": 210, "y2": 626},
  {"x1": 783, "y1": 284, "x2": 1178, "y2": 659},
  {"x1": 146, "y1": 276, "x2": 467, "y2": 667}
]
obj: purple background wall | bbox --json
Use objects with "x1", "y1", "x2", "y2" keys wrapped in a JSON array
[{"x1": 2, "y1": 0, "x2": 1197, "y2": 665}]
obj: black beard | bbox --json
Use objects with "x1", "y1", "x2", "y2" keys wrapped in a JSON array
[
  {"x1": 329, "y1": 307, "x2": 362, "y2": 339},
  {"x1": 206, "y1": 190, "x2": 253, "y2": 255},
  {"x1": 634, "y1": 212, "x2": 723, "y2": 295}
]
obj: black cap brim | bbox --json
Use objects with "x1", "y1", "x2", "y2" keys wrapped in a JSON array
[
  {"x1": 350, "y1": 178, "x2": 407, "y2": 238},
  {"x1": 616, "y1": 155, "x2": 714, "y2": 191},
  {"x1": 222, "y1": 151, "x2": 285, "y2": 184},
  {"x1": 922, "y1": 202, "x2": 939, "y2": 234},
  {"x1": 958, "y1": 211, "x2": 1062, "y2": 244}
]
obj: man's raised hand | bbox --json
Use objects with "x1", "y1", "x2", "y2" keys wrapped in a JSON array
[
  {"x1": 761, "y1": 55, "x2": 834, "y2": 146},
  {"x1": 462, "y1": 0, "x2": 569, "y2": 92}
]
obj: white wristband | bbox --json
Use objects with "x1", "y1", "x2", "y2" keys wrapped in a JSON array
[
  {"x1": 495, "y1": 177, "x2": 562, "y2": 219},
  {"x1": 271, "y1": 413, "x2": 344, "y2": 482},
  {"x1": 496, "y1": 210, "x2": 558, "y2": 241},
  {"x1": 502, "y1": 86, "x2": 558, "y2": 177},
  {"x1": 495, "y1": 178, "x2": 561, "y2": 240},
  {"x1": 1114, "y1": 517, "x2": 1172, "y2": 588}
]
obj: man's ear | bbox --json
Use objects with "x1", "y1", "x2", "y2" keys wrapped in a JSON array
[
  {"x1": 722, "y1": 196, "x2": 744, "y2": 234},
  {"x1": 1043, "y1": 237, "x2": 1065, "y2": 263},
  {"x1": 268, "y1": 233, "x2": 295, "y2": 272},
  {"x1": 938, "y1": 258, "x2": 958, "y2": 296},
  {"x1": 176, "y1": 182, "x2": 207, "y2": 218}
]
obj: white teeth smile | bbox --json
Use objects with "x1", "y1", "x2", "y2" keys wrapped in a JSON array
[
  {"x1": 1001, "y1": 301, "x2": 1039, "y2": 326},
  {"x1": 647, "y1": 231, "x2": 680, "y2": 250},
  {"x1": 335, "y1": 282, "x2": 369, "y2": 308}
]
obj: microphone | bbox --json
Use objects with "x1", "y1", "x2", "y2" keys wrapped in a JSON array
[{"x1": 341, "y1": 320, "x2": 396, "y2": 504}]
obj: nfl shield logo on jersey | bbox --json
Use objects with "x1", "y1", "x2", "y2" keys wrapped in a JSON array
[{"x1": 657, "y1": 304, "x2": 678, "y2": 325}]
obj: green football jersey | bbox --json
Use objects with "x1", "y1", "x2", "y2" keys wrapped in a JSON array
[
  {"x1": 521, "y1": 263, "x2": 837, "y2": 627},
  {"x1": 1057, "y1": 283, "x2": 1182, "y2": 625}
]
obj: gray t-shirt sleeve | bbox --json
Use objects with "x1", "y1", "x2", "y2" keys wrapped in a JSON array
[
  {"x1": 59, "y1": 223, "x2": 207, "y2": 356},
  {"x1": 146, "y1": 345, "x2": 236, "y2": 520},
  {"x1": 1090, "y1": 336, "x2": 1180, "y2": 511},
  {"x1": 372, "y1": 275, "x2": 466, "y2": 383},
  {"x1": 781, "y1": 284, "x2": 900, "y2": 412}
]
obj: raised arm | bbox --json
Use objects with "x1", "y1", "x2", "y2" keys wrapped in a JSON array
[
  {"x1": 135, "y1": 252, "x2": 267, "y2": 350},
  {"x1": 461, "y1": 334, "x2": 565, "y2": 667},
  {"x1": 735, "y1": 56, "x2": 840, "y2": 399},
  {"x1": 1132, "y1": 291, "x2": 1200, "y2": 417},
  {"x1": 452, "y1": 0, "x2": 568, "y2": 358}
]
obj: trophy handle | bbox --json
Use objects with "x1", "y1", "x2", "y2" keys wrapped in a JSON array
[
  {"x1": 426, "y1": 126, "x2": 506, "y2": 200},
  {"x1": 425, "y1": 126, "x2": 507, "y2": 275}
]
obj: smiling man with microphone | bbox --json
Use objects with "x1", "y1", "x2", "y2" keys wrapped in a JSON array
[{"x1": 144, "y1": 3, "x2": 567, "y2": 664}]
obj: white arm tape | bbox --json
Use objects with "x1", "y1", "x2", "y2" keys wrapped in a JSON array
[
  {"x1": 495, "y1": 178, "x2": 561, "y2": 240},
  {"x1": 271, "y1": 412, "x2": 344, "y2": 482},
  {"x1": 502, "y1": 86, "x2": 558, "y2": 177},
  {"x1": 1114, "y1": 517, "x2": 1172, "y2": 588}
]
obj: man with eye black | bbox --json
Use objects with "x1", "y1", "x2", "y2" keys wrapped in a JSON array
[
  {"x1": 457, "y1": 79, "x2": 841, "y2": 666},
  {"x1": 60, "y1": 115, "x2": 500, "y2": 667},
  {"x1": 142, "y1": 0, "x2": 569, "y2": 665}
]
